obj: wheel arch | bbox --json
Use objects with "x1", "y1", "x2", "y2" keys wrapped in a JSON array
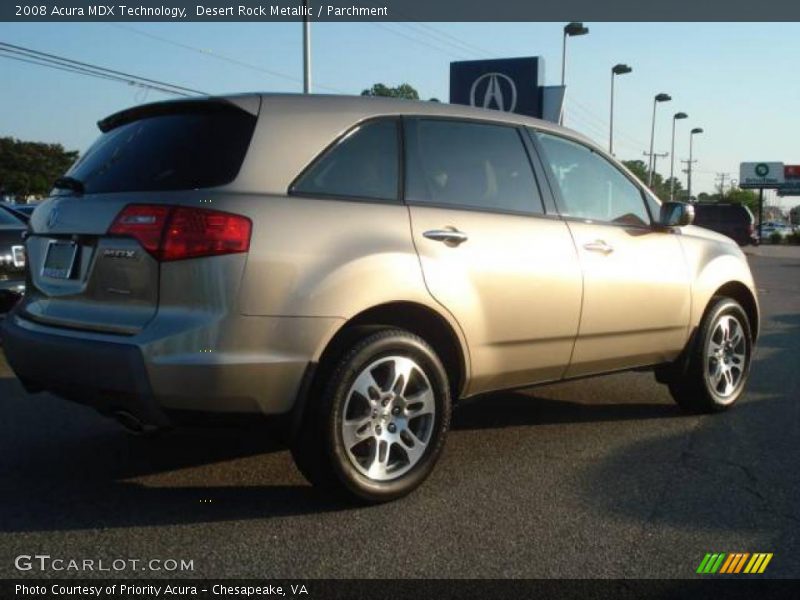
[
  {"x1": 712, "y1": 281, "x2": 759, "y2": 341},
  {"x1": 314, "y1": 302, "x2": 469, "y2": 401}
]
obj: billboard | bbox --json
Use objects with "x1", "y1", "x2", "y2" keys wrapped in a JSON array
[
  {"x1": 739, "y1": 162, "x2": 785, "y2": 189},
  {"x1": 778, "y1": 165, "x2": 800, "y2": 196}
]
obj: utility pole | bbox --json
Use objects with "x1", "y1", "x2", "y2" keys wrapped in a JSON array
[
  {"x1": 302, "y1": 0, "x2": 311, "y2": 93},
  {"x1": 715, "y1": 172, "x2": 730, "y2": 199},
  {"x1": 643, "y1": 150, "x2": 669, "y2": 190},
  {"x1": 682, "y1": 159, "x2": 698, "y2": 202}
]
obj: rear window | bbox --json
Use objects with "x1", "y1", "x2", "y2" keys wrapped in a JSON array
[{"x1": 65, "y1": 104, "x2": 256, "y2": 194}]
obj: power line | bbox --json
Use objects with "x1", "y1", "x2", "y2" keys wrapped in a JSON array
[
  {"x1": 110, "y1": 24, "x2": 347, "y2": 94},
  {"x1": 0, "y1": 41, "x2": 206, "y2": 96},
  {"x1": 371, "y1": 23, "x2": 473, "y2": 60},
  {"x1": 0, "y1": 50, "x2": 194, "y2": 97}
]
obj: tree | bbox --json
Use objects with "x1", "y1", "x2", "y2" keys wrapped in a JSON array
[
  {"x1": 361, "y1": 83, "x2": 420, "y2": 100},
  {"x1": 621, "y1": 159, "x2": 685, "y2": 203},
  {"x1": 723, "y1": 188, "x2": 759, "y2": 214},
  {"x1": 0, "y1": 137, "x2": 78, "y2": 199}
]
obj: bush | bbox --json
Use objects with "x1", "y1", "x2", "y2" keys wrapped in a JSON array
[
  {"x1": 788, "y1": 230, "x2": 800, "y2": 245},
  {"x1": 768, "y1": 231, "x2": 784, "y2": 244}
]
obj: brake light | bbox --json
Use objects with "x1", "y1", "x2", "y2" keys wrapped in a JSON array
[
  {"x1": 109, "y1": 204, "x2": 251, "y2": 261},
  {"x1": 108, "y1": 205, "x2": 170, "y2": 254}
]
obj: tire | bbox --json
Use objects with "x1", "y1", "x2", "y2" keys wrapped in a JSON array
[
  {"x1": 668, "y1": 297, "x2": 753, "y2": 413},
  {"x1": 291, "y1": 329, "x2": 451, "y2": 503}
]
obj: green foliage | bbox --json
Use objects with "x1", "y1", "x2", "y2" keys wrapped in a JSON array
[
  {"x1": 360, "y1": 83, "x2": 420, "y2": 100},
  {"x1": 723, "y1": 188, "x2": 760, "y2": 214},
  {"x1": 788, "y1": 230, "x2": 800, "y2": 245},
  {"x1": 768, "y1": 231, "x2": 783, "y2": 245},
  {"x1": 0, "y1": 137, "x2": 78, "y2": 199},
  {"x1": 621, "y1": 159, "x2": 683, "y2": 202}
]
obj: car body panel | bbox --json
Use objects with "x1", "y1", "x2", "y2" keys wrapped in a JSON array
[
  {"x1": 409, "y1": 206, "x2": 582, "y2": 394},
  {"x1": 564, "y1": 222, "x2": 691, "y2": 377}
]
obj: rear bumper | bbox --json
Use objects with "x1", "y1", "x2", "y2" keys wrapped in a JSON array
[
  {"x1": 1, "y1": 312, "x2": 342, "y2": 427},
  {"x1": 1, "y1": 313, "x2": 169, "y2": 427}
]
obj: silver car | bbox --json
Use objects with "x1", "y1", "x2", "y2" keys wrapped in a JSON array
[{"x1": 2, "y1": 94, "x2": 759, "y2": 502}]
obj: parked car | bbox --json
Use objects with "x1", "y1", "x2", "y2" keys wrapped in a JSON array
[
  {"x1": 759, "y1": 221, "x2": 793, "y2": 240},
  {"x1": 692, "y1": 202, "x2": 758, "y2": 246},
  {"x1": 0, "y1": 204, "x2": 27, "y2": 316},
  {"x1": 1, "y1": 95, "x2": 759, "y2": 502}
]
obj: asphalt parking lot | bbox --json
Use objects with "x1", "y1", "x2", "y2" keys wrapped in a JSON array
[{"x1": 0, "y1": 246, "x2": 798, "y2": 579}]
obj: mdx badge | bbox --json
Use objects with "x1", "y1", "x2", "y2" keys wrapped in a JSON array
[{"x1": 103, "y1": 249, "x2": 138, "y2": 259}]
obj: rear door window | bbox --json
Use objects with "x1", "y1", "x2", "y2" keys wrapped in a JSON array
[
  {"x1": 66, "y1": 103, "x2": 257, "y2": 194},
  {"x1": 404, "y1": 119, "x2": 545, "y2": 215},
  {"x1": 292, "y1": 119, "x2": 399, "y2": 202}
]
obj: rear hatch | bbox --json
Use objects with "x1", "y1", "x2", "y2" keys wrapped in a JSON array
[{"x1": 21, "y1": 96, "x2": 260, "y2": 335}]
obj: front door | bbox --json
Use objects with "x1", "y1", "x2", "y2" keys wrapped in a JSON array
[{"x1": 533, "y1": 130, "x2": 691, "y2": 377}]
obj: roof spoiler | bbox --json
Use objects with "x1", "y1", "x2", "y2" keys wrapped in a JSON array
[{"x1": 97, "y1": 95, "x2": 261, "y2": 132}]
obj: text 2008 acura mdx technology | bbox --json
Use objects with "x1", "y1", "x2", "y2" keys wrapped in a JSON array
[{"x1": 2, "y1": 94, "x2": 759, "y2": 502}]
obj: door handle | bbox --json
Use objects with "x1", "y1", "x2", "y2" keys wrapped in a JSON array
[
  {"x1": 583, "y1": 240, "x2": 614, "y2": 255},
  {"x1": 423, "y1": 228, "x2": 469, "y2": 245}
]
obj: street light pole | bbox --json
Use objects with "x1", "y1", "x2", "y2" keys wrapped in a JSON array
[
  {"x1": 687, "y1": 127, "x2": 704, "y2": 202},
  {"x1": 302, "y1": 0, "x2": 311, "y2": 93},
  {"x1": 560, "y1": 22, "x2": 589, "y2": 125},
  {"x1": 609, "y1": 64, "x2": 632, "y2": 155},
  {"x1": 648, "y1": 93, "x2": 672, "y2": 187},
  {"x1": 670, "y1": 112, "x2": 688, "y2": 201}
]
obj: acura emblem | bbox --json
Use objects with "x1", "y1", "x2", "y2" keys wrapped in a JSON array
[
  {"x1": 469, "y1": 72, "x2": 518, "y2": 113},
  {"x1": 47, "y1": 207, "x2": 60, "y2": 229}
]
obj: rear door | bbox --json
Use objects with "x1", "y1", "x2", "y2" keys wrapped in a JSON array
[
  {"x1": 532, "y1": 130, "x2": 691, "y2": 377},
  {"x1": 23, "y1": 98, "x2": 259, "y2": 334},
  {"x1": 405, "y1": 118, "x2": 582, "y2": 394}
]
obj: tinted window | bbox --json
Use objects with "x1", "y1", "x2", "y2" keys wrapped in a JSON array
[
  {"x1": 536, "y1": 132, "x2": 650, "y2": 226},
  {"x1": 405, "y1": 120, "x2": 544, "y2": 214},
  {"x1": 293, "y1": 120, "x2": 399, "y2": 201},
  {"x1": 66, "y1": 104, "x2": 256, "y2": 194}
]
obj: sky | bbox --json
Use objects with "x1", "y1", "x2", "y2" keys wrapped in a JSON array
[{"x1": 1, "y1": 21, "x2": 799, "y2": 209}]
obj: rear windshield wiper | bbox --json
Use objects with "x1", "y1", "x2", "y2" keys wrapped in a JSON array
[{"x1": 53, "y1": 176, "x2": 85, "y2": 195}]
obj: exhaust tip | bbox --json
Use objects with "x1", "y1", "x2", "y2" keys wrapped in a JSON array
[{"x1": 113, "y1": 410, "x2": 160, "y2": 436}]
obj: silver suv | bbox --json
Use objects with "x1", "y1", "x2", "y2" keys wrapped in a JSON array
[{"x1": 2, "y1": 94, "x2": 759, "y2": 502}]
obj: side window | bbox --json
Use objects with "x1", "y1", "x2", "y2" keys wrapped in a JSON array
[
  {"x1": 535, "y1": 131, "x2": 651, "y2": 226},
  {"x1": 405, "y1": 119, "x2": 544, "y2": 215},
  {"x1": 293, "y1": 119, "x2": 398, "y2": 201}
]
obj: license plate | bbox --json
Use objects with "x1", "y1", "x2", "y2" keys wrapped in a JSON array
[
  {"x1": 42, "y1": 240, "x2": 77, "y2": 279},
  {"x1": 11, "y1": 245, "x2": 25, "y2": 268}
]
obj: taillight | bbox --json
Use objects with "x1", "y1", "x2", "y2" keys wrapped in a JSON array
[
  {"x1": 162, "y1": 207, "x2": 251, "y2": 261},
  {"x1": 108, "y1": 204, "x2": 251, "y2": 261},
  {"x1": 108, "y1": 205, "x2": 170, "y2": 254}
]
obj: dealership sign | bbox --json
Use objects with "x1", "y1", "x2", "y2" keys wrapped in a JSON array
[
  {"x1": 739, "y1": 162, "x2": 785, "y2": 188},
  {"x1": 450, "y1": 57, "x2": 565, "y2": 122},
  {"x1": 778, "y1": 164, "x2": 800, "y2": 196}
]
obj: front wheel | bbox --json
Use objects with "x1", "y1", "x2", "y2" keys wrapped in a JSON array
[
  {"x1": 668, "y1": 297, "x2": 753, "y2": 413},
  {"x1": 291, "y1": 329, "x2": 451, "y2": 503}
]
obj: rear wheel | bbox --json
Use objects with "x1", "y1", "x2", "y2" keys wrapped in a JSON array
[
  {"x1": 291, "y1": 329, "x2": 451, "y2": 503},
  {"x1": 668, "y1": 297, "x2": 752, "y2": 413}
]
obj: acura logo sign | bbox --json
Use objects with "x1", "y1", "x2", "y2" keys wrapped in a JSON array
[{"x1": 469, "y1": 72, "x2": 518, "y2": 113}]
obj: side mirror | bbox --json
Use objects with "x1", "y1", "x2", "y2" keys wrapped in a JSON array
[{"x1": 660, "y1": 201, "x2": 694, "y2": 227}]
